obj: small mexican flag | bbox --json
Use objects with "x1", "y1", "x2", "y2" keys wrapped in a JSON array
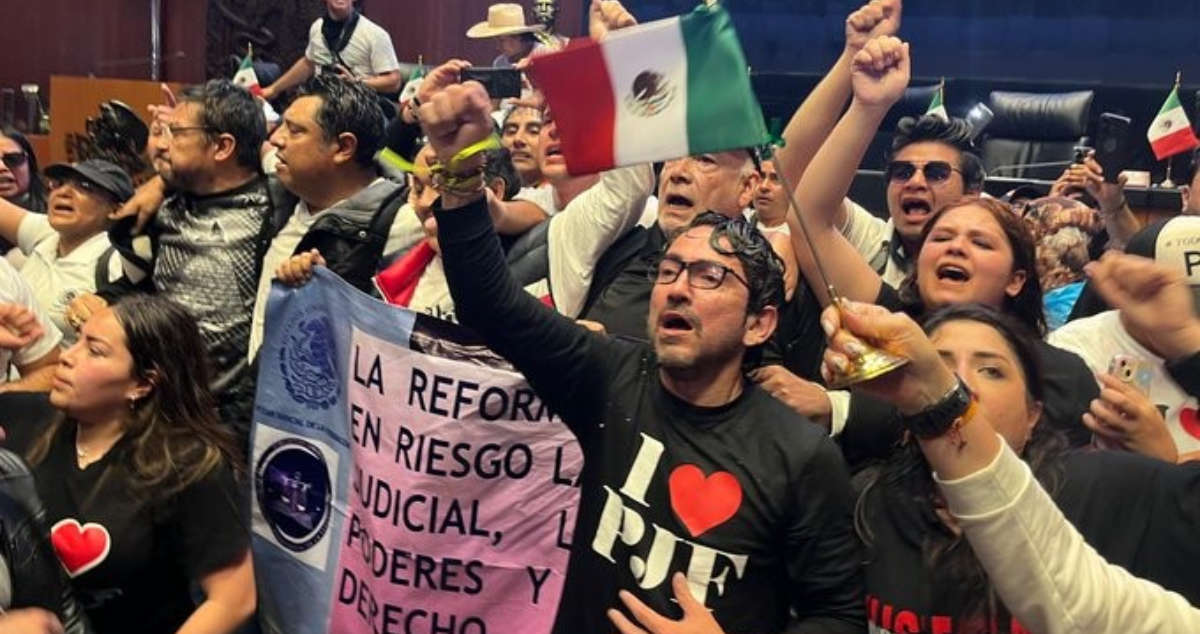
[
  {"x1": 528, "y1": 3, "x2": 768, "y2": 175},
  {"x1": 232, "y1": 52, "x2": 262, "y2": 97},
  {"x1": 1147, "y1": 85, "x2": 1198, "y2": 161},
  {"x1": 926, "y1": 80, "x2": 948, "y2": 121}
]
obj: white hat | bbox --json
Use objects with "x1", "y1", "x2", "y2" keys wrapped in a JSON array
[{"x1": 466, "y1": 3, "x2": 547, "y2": 38}]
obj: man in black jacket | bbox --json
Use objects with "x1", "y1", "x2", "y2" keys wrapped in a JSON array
[
  {"x1": 250, "y1": 74, "x2": 415, "y2": 359},
  {"x1": 419, "y1": 79, "x2": 863, "y2": 634}
]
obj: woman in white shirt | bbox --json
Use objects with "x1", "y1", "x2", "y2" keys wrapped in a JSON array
[{"x1": 0, "y1": 159, "x2": 131, "y2": 341}]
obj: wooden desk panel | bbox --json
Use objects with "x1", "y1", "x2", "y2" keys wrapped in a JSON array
[{"x1": 47, "y1": 76, "x2": 182, "y2": 165}]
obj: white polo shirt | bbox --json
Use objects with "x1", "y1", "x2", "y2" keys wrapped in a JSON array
[
  {"x1": 17, "y1": 215, "x2": 119, "y2": 344},
  {"x1": 0, "y1": 254, "x2": 61, "y2": 376}
]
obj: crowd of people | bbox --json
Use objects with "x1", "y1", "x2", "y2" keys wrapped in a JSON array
[{"x1": 0, "y1": 0, "x2": 1198, "y2": 632}]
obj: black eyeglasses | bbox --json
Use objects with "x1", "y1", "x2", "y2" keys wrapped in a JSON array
[
  {"x1": 163, "y1": 125, "x2": 215, "y2": 142},
  {"x1": 886, "y1": 160, "x2": 961, "y2": 184},
  {"x1": 649, "y1": 256, "x2": 748, "y2": 290},
  {"x1": 1, "y1": 151, "x2": 27, "y2": 169}
]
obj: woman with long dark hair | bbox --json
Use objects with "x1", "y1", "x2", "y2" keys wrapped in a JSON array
[
  {"x1": 7, "y1": 294, "x2": 254, "y2": 633},
  {"x1": 0, "y1": 126, "x2": 48, "y2": 213},
  {"x1": 844, "y1": 303, "x2": 1200, "y2": 633},
  {"x1": 813, "y1": 198, "x2": 1100, "y2": 468}
]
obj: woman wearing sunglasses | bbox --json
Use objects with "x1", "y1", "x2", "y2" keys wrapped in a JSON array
[
  {"x1": 777, "y1": 36, "x2": 1097, "y2": 462},
  {"x1": 0, "y1": 126, "x2": 48, "y2": 214},
  {"x1": 0, "y1": 160, "x2": 131, "y2": 344}
]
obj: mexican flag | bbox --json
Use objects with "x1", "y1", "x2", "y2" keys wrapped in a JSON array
[
  {"x1": 926, "y1": 82, "x2": 948, "y2": 121},
  {"x1": 1147, "y1": 86, "x2": 1198, "y2": 160},
  {"x1": 232, "y1": 53, "x2": 262, "y2": 97},
  {"x1": 527, "y1": 3, "x2": 768, "y2": 175}
]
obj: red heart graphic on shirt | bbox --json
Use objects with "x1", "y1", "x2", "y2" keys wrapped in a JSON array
[
  {"x1": 50, "y1": 519, "x2": 111, "y2": 577},
  {"x1": 1181, "y1": 407, "x2": 1200, "y2": 441},
  {"x1": 668, "y1": 464, "x2": 743, "y2": 538}
]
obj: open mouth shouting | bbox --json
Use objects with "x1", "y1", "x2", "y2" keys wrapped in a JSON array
[
  {"x1": 657, "y1": 310, "x2": 698, "y2": 337},
  {"x1": 934, "y1": 262, "x2": 972, "y2": 284},
  {"x1": 900, "y1": 197, "x2": 932, "y2": 219}
]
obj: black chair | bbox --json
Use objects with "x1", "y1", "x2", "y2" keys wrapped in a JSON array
[{"x1": 981, "y1": 90, "x2": 1094, "y2": 180}]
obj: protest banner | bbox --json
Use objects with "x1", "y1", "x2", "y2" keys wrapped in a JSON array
[{"x1": 250, "y1": 269, "x2": 583, "y2": 634}]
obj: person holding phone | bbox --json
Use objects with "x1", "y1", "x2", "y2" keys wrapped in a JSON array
[{"x1": 1050, "y1": 217, "x2": 1200, "y2": 463}]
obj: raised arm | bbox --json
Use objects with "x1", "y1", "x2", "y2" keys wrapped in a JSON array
[
  {"x1": 784, "y1": 36, "x2": 909, "y2": 305},
  {"x1": 420, "y1": 73, "x2": 611, "y2": 431},
  {"x1": 777, "y1": 0, "x2": 902, "y2": 188},
  {"x1": 822, "y1": 300, "x2": 1200, "y2": 634}
]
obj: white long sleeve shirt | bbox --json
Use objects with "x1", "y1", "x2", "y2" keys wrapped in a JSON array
[{"x1": 935, "y1": 438, "x2": 1200, "y2": 634}]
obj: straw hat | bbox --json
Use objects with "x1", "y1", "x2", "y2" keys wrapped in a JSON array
[{"x1": 466, "y1": 3, "x2": 547, "y2": 38}]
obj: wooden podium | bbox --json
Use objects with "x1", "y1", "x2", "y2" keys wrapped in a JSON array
[{"x1": 47, "y1": 75, "x2": 183, "y2": 166}]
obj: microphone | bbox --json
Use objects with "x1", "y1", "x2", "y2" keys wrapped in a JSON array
[{"x1": 987, "y1": 159, "x2": 1076, "y2": 177}]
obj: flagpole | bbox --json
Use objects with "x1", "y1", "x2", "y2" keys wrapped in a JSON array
[{"x1": 1162, "y1": 70, "x2": 1183, "y2": 188}]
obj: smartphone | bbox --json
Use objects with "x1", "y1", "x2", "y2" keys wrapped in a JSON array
[
  {"x1": 1094, "y1": 113, "x2": 1133, "y2": 184},
  {"x1": 460, "y1": 67, "x2": 522, "y2": 99},
  {"x1": 1108, "y1": 354, "x2": 1152, "y2": 395}
]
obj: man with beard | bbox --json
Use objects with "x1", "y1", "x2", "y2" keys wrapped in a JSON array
[
  {"x1": 421, "y1": 77, "x2": 863, "y2": 634},
  {"x1": 67, "y1": 79, "x2": 269, "y2": 441}
]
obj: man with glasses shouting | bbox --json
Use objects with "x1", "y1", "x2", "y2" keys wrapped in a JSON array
[
  {"x1": 420, "y1": 77, "x2": 864, "y2": 633},
  {"x1": 66, "y1": 79, "x2": 270, "y2": 442}
]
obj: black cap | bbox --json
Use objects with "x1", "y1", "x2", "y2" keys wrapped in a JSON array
[{"x1": 44, "y1": 159, "x2": 135, "y2": 203}]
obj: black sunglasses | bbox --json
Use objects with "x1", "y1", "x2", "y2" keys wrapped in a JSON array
[
  {"x1": 886, "y1": 160, "x2": 961, "y2": 184},
  {"x1": 1, "y1": 151, "x2": 27, "y2": 170},
  {"x1": 649, "y1": 256, "x2": 748, "y2": 290}
]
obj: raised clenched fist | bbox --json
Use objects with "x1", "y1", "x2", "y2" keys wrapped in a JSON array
[
  {"x1": 417, "y1": 81, "x2": 494, "y2": 175},
  {"x1": 851, "y1": 36, "x2": 911, "y2": 110},
  {"x1": 845, "y1": 0, "x2": 902, "y2": 52}
]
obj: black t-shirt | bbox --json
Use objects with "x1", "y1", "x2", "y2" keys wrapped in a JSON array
[
  {"x1": 437, "y1": 199, "x2": 865, "y2": 634},
  {"x1": 840, "y1": 285, "x2": 1097, "y2": 470},
  {"x1": 583, "y1": 223, "x2": 664, "y2": 341},
  {"x1": 858, "y1": 449, "x2": 1200, "y2": 633},
  {"x1": 7, "y1": 397, "x2": 249, "y2": 634}
]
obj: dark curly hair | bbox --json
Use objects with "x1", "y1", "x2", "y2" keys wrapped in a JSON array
[
  {"x1": 669, "y1": 211, "x2": 786, "y2": 314},
  {"x1": 855, "y1": 303, "x2": 1065, "y2": 630},
  {"x1": 890, "y1": 115, "x2": 986, "y2": 191},
  {"x1": 297, "y1": 73, "x2": 386, "y2": 167}
]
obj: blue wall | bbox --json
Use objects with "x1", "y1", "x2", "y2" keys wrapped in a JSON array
[{"x1": 621, "y1": 1, "x2": 1200, "y2": 86}]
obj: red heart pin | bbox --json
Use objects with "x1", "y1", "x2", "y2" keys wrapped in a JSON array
[
  {"x1": 50, "y1": 519, "x2": 111, "y2": 577},
  {"x1": 668, "y1": 464, "x2": 742, "y2": 538},
  {"x1": 1180, "y1": 407, "x2": 1200, "y2": 441}
]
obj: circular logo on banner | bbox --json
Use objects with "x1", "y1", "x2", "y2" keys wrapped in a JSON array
[
  {"x1": 255, "y1": 438, "x2": 332, "y2": 552},
  {"x1": 625, "y1": 70, "x2": 676, "y2": 118},
  {"x1": 279, "y1": 314, "x2": 339, "y2": 410}
]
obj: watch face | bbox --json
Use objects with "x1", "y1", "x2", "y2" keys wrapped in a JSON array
[{"x1": 905, "y1": 380, "x2": 971, "y2": 438}]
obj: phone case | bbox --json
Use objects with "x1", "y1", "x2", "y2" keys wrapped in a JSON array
[{"x1": 1108, "y1": 355, "x2": 1152, "y2": 395}]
